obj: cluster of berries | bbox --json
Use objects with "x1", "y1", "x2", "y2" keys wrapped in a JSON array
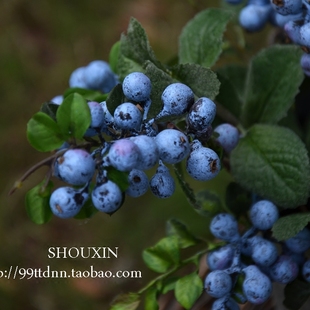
[
  {"x1": 48, "y1": 61, "x2": 240, "y2": 219},
  {"x1": 225, "y1": 0, "x2": 310, "y2": 76},
  {"x1": 205, "y1": 199, "x2": 310, "y2": 309}
]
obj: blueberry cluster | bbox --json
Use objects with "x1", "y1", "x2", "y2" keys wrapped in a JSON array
[
  {"x1": 225, "y1": 0, "x2": 310, "y2": 76},
  {"x1": 48, "y1": 65, "x2": 241, "y2": 219},
  {"x1": 205, "y1": 199, "x2": 310, "y2": 308}
]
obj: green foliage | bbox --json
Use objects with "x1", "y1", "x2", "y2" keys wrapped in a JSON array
[
  {"x1": 64, "y1": 87, "x2": 107, "y2": 102},
  {"x1": 110, "y1": 293, "x2": 140, "y2": 310}
]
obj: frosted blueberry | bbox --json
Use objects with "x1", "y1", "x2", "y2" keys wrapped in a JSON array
[
  {"x1": 210, "y1": 213, "x2": 240, "y2": 242},
  {"x1": 284, "y1": 227, "x2": 310, "y2": 253},
  {"x1": 300, "y1": 22, "x2": 310, "y2": 50},
  {"x1": 155, "y1": 129, "x2": 190, "y2": 164},
  {"x1": 242, "y1": 265, "x2": 272, "y2": 304},
  {"x1": 302, "y1": 259, "x2": 310, "y2": 282},
  {"x1": 126, "y1": 169, "x2": 149, "y2": 197},
  {"x1": 108, "y1": 139, "x2": 140, "y2": 172},
  {"x1": 269, "y1": 255, "x2": 299, "y2": 284},
  {"x1": 50, "y1": 95, "x2": 63, "y2": 105},
  {"x1": 207, "y1": 244, "x2": 235, "y2": 271},
  {"x1": 214, "y1": 123, "x2": 240, "y2": 153},
  {"x1": 84, "y1": 60, "x2": 119, "y2": 93},
  {"x1": 130, "y1": 135, "x2": 159, "y2": 170},
  {"x1": 91, "y1": 180, "x2": 122, "y2": 214},
  {"x1": 100, "y1": 101, "x2": 114, "y2": 126},
  {"x1": 69, "y1": 67, "x2": 87, "y2": 88},
  {"x1": 250, "y1": 236, "x2": 278, "y2": 266},
  {"x1": 54, "y1": 149, "x2": 96, "y2": 186},
  {"x1": 270, "y1": 0, "x2": 303, "y2": 16},
  {"x1": 186, "y1": 140, "x2": 221, "y2": 181},
  {"x1": 301, "y1": 53, "x2": 310, "y2": 77},
  {"x1": 114, "y1": 102, "x2": 142, "y2": 131},
  {"x1": 211, "y1": 296, "x2": 240, "y2": 310},
  {"x1": 284, "y1": 20, "x2": 303, "y2": 45},
  {"x1": 249, "y1": 200, "x2": 279, "y2": 230},
  {"x1": 187, "y1": 97, "x2": 216, "y2": 131},
  {"x1": 270, "y1": 10, "x2": 304, "y2": 28},
  {"x1": 149, "y1": 162, "x2": 175, "y2": 198},
  {"x1": 122, "y1": 72, "x2": 151, "y2": 102},
  {"x1": 204, "y1": 270, "x2": 233, "y2": 298},
  {"x1": 49, "y1": 186, "x2": 89, "y2": 219}
]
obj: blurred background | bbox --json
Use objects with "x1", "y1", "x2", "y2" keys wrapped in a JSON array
[{"x1": 0, "y1": 0, "x2": 299, "y2": 309}]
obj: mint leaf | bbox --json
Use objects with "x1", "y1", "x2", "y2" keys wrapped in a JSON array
[
  {"x1": 172, "y1": 63, "x2": 220, "y2": 100},
  {"x1": 27, "y1": 112, "x2": 66, "y2": 152},
  {"x1": 179, "y1": 8, "x2": 233, "y2": 68},
  {"x1": 230, "y1": 124, "x2": 310, "y2": 208},
  {"x1": 175, "y1": 272, "x2": 203, "y2": 309},
  {"x1": 142, "y1": 236, "x2": 180, "y2": 273},
  {"x1": 241, "y1": 45, "x2": 304, "y2": 128},
  {"x1": 56, "y1": 92, "x2": 91, "y2": 139},
  {"x1": 272, "y1": 213, "x2": 310, "y2": 241},
  {"x1": 110, "y1": 293, "x2": 140, "y2": 310},
  {"x1": 25, "y1": 181, "x2": 53, "y2": 224}
]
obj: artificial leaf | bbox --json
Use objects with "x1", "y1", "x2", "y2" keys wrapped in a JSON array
[
  {"x1": 27, "y1": 112, "x2": 66, "y2": 152},
  {"x1": 56, "y1": 92, "x2": 91, "y2": 139},
  {"x1": 230, "y1": 124, "x2": 310, "y2": 208},
  {"x1": 110, "y1": 293, "x2": 140, "y2": 310},
  {"x1": 142, "y1": 236, "x2": 180, "y2": 273},
  {"x1": 272, "y1": 213, "x2": 310, "y2": 241},
  {"x1": 25, "y1": 181, "x2": 53, "y2": 224},
  {"x1": 284, "y1": 279, "x2": 310, "y2": 310},
  {"x1": 241, "y1": 45, "x2": 304, "y2": 128},
  {"x1": 175, "y1": 272, "x2": 203, "y2": 309},
  {"x1": 179, "y1": 8, "x2": 233, "y2": 68}
]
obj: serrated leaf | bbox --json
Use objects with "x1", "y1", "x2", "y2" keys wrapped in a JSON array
[
  {"x1": 56, "y1": 93, "x2": 91, "y2": 139},
  {"x1": 27, "y1": 112, "x2": 66, "y2": 152},
  {"x1": 284, "y1": 279, "x2": 310, "y2": 310},
  {"x1": 166, "y1": 218, "x2": 200, "y2": 249},
  {"x1": 172, "y1": 63, "x2": 220, "y2": 100},
  {"x1": 110, "y1": 293, "x2": 140, "y2": 310},
  {"x1": 142, "y1": 236, "x2": 180, "y2": 273},
  {"x1": 106, "y1": 84, "x2": 125, "y2": 116},
  {"x1": 64, "y1": 87, "x2": 108, "y2": 101},
  {"x1": 25, "y1": 181, "x2": 53, "y2": 224},
  {"x1": 179, "y1": 8, "x2": 233, "y2": 68},
  {"x1": 109, "y1": 41, "x2": 121, "y2": 74},
  {"x1": 144, "y1": 61, "x2": 173, "y2": 119},
  {"x1": 144, "y1": 287, "x2": 158, "y2": 310},
  {"x1": 230, "y1": 124, "x2": 310, "y2": 208},
  {"x1": 272, "y1": 213, "x2": 310, "y2": 241},
  {"x1": 117, "y1": 17, "x2": 162, "y2": 80},
  {"x1": 40, "y1": 101, "x2": 59, "y2": 121},
  {"x1": 241, "y1": 45, "x2": 304, "y2": 128},
  {"x1": 175, "y1": 273, "x2": 203, "y2": 309}
]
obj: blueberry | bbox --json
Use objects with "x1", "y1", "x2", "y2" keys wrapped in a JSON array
[
  {"x1": 210, "y1": 213, "x2": 240, "y2": 242},
  {"x1": 270, "y1": 0, "x2": 303, "y2": 16},
  {"x1": 126, "y1": 169, "x2": 149, "y2": 197},
  {"x1": 299, "y1": 22, "x2": 310, "y2": 50},
  {"x1": 54, "y1": 149, "x2": 96, "y2": 186},
  {"x1": 284, "y1": 20, "x2": 303, "y2": 44},
  {"x1": 250, "y1": 236, "x2": 278, "y2": 266},
  {"x1": 269, "y1": 255, "x2": 299, "y2": 284},
  {"x1": 284, "y1": 227, "x2": 310, "y2": 253},
  {"x1": 249, "y1": 200, "x2": 279, "y2": 230},
  {"x1": 300, "y1": 53, "x2": 310, "y2": 77},
  {"x1": 50, "y1": 95, "x2": 63, "y2": 105},
  {"x1": 155, "y1": 129, "x2": 190, "y2": 164},
  {"x1": 204, "y1": 270, "x2": 233, "y2": 298},
  {"x1": 302, "y1": 259, "x2": 310, "y2": 282},
  {"x1": 207, "y1": 244, "x2": 235, "y2": 271},
  {"x1": 122, "y1": 72, "x2": 151, "y2": 102},
  {"x1": 186, "y1": 140, "x2": 221, "y2": 181},
  {"x1": 214, "y1": 123, "x2": 240, "y2": 153},
  {"x1": 211, "y1": 296, "x2": 240, "y2": 310},
  {"x1": 91, "y1": 180, "x2": 122, "y2": 214},
  {"x1": 108, "y1": 139, "x2": 141, "y2": 172},
  {"x1": 114, "y1": 102, "x2": 142, "y2": 131},
  {"x1": 50, "y1": 186, "x2": 88, "y2": 219}
]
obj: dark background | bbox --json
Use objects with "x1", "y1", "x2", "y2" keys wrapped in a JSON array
[{"x1": 0, "y1": 0, "x2": 291, "y2": 309}]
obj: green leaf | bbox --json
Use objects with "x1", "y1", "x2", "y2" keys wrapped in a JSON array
[
  {"x1": 172, "y1": 63, "x2": 220, "y2": 100},
  {"x1": 230, "y1": 124, "x2": 310, "y2": 208},
  {"x1": 284, "y1": 279, "x2": 310, "y2": 310},
  {"x1": 74, "y1": 198, "x2": 98, "y2": 219},
  {"x1": 166, "y1": 218, "x2": 200, "y2": 249},
  {"x1": 27, "y1": 112, "x2": 66, "y2": 152},
  {"x1": 40, "y1": 101, "x2": 60, "y2": 121},
  {"x1": 144, "y1": 287, "x2": 158, "y2": 310},
  {"x1": 64, "y1": 87, "x2": 107, "y2": 101},
  {"x1": 241, "y1": 45, "x2": 304, "y2": 128},
  {"x1": 106, "y1": 84, "x2": 125, "y2": 116},
  {"x1": 175, "y1": 272, "x2": 203, "y2": 309},
  {"x1": 272, "y1": 213, "x2": 310, "y2": 241},
  {"x1": 117, "y1": 17, "x2": 162, "y2": 80},
  {"x1": 144, "y1": 61, "x2": 173, "y2": 119},
  {"x1": 109, "y1": 41, "x2": 121, "y2": 74},
  {"x1": 216, "y1": 64, "x2": 247, "y2": 119},
  {"x1": 25, "y1": 181, "x2": 53, "y2": 224},
  {"x1": 105, "y1": 166, "x2": 129, "y2": 192},
  {"x1": 110, "y1": 293, "x2": 140, "y2": 310},
  {"x1": 179, "y1": 8, "x2": 233, "y2": 68},
  {"x1": 142, "y1": 236, "x2": 180, "y2": 273},
  {"x1": 56, "y1": 93, "x2": 91, "y2": 139},
  {"x1": 225, "y1": 182, "x2": 252, "y2": 218}
]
